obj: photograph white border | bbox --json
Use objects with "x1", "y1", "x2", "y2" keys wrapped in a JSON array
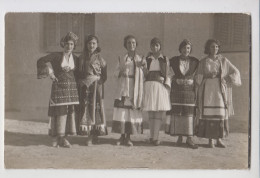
[{"x1": 0, "y1": 0, "x2": 258, "y2": 178}]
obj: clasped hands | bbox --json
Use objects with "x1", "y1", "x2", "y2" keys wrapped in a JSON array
[{"x1": 176, "y1": 79, "x2": 193, "y2": 85}]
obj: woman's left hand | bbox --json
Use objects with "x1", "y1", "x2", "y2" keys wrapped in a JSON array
[
  {"x1": 164, "y1": 84, "x2": 171, "y2": 92},
  {"x1": 186, "y1": 79, "x2": 194, "y2": 85},
  {"x1": 135, "y1": 61, "x2": 143, "y2": 68}
]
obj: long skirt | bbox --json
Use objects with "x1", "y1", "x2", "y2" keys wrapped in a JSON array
[
  {"x1": 142, "y1": 81, "x2": 171, "y2": 111},
  {"x1": 197, "y1": 78, "x2": 229, "y2": 139},
  {"x1": 112, "y1": 97, "x2": 143, "y2": 134},
  {"x1": 48, "y1": 71, "x2": 79, "y2": 137},
  {"x1": 78, "y1": 81, "x2": 108, "y2": 136},
  {"x1": 165, "y1": 115, "x2": 195, "y2": 136},
  {"x1": 165, "y1": 82, "x2": 196, "y2": 136},
  {"x1": 48, "y1": 105, "x2": 78, "y2": 137}
]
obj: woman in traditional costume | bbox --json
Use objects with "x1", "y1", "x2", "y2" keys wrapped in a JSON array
[
  {"x1": 37, "y1": 32, "x2": 80, "y2": 148},
  {"x1": 165, "y1": 39, "x2": 199, "y2": 149},
  {"x1": 78, "y1": 35, "x2": 108, "y2": 146},
  {"x1": 112, "y1": 35, "x2": 145, "y2": 146},
  {"x1": 143, "y1": 37, "x2": 171, "y2": 146},
  {"x1": 196, "y1": 39, "x2": 241, "y2": 148}
]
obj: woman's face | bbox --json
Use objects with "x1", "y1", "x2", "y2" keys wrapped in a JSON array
[
  {"x1": 126, "y1": 38, "x2": 137, "y2": 52},
  {"x1": 209, "y1": 42, "x2": 219, "y2": 55},
  {"x1": 64, "y1": 40, "x2": 75, "y2": 53},
  {"x1": 180, "y1": 44, "x2": 191, "y2": 57},
  {"x1": 87, "y1": 39, "x2": 98, "y2": 54},
  {"x1": 151, "y1": 43, "x2": 161, "y2": 54}
]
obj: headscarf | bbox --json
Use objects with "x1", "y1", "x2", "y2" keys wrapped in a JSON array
[{"x1": 60, "y1": 32, "x2": 79, "y2": 48}]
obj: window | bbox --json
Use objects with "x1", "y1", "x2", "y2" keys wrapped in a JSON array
[
  {"x1": 43, "y1": 13, "x2": 95, "y2": 52},
  {"x1": 214, "y1": 14, "x2": 250, "y2": 52}
]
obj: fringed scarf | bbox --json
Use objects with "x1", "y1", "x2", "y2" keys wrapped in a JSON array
[{"x1": 116, "y1": 54, "x2": 144, "y2": 109}]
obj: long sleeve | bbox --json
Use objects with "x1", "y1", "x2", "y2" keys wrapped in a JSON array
[
  {"x1": 99, "y1": 62, "x2": 107, "y2": 84},
  {"x1": 114, "y1": 56, "x2": 121, "y2": 78},
  {"x1": 73, "y1": 55, "x2": 80, "y2": 82},
  {"x1": 165, "y1": 57, "x2": 173, "y2": 88},
  {"x1": 195, "y1": 58, "x2": 205, "y2": 86},
  {"x1": 37, "y1": 53, "x2": 57, "y2": 79},
  {"x1": 225, "y1": 58, "x2": 242, "y2": 86}
]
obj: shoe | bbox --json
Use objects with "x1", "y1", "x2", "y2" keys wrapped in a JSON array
[
  {"x1": 86, "y1": 140, "x2": 93, "y2": 146},
  {"x1": 149, "y1": 138, "x2": 153, "y2": 144},
  {"x1": 177, "y1": 136, "x2": 183, "y2": 145},
  {"x1": 62, "y1": 138, "x2": 71, "y2": 148},
  {"x1": 92, "y1": 135, "x2": 100, "y2": 144},
  {"x1": 216, "y1": 139, "x2": 226, "y2": 148},
  {"x1": 116, "y1": 135, "x2": 125, "y2": 146},
  {"x1": 125, "y1": 138, "x2": 133, "y2": 147},
  {"x1": 86, "y1": 135, "x2": 93, "y2": 146},
  {"x1": 186, "y1": 139, "x2": 198, "y2": 149},
  {"x1": 52, "y1": 137, "x2": 59, "y2": 148},
  {"x1": 209, "y1": 139, "x2": 215, "y2": 148},
  {"x1": 153, "y1": 140, "x2": 160, "y2": 146}
]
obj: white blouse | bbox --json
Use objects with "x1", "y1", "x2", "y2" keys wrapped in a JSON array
[
  {"x1": 149, "y1": 54, "x2": 163, "y2": 71},
  {"x1": 61, "y1": 53, "x2": 75, "y2": 70},
  {"x1": 179, "y1": 59, "x2": 190, "y2": 75}
]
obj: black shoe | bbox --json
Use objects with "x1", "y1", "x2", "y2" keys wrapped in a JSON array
[
  {"x1": 177, "y1": 136, "x2": 183, "y2": 145},
  {"x1": 209, "y1": 139, "x2": 215, "y2": 148},
  {"x1": 149, "y1": 138, "x2": 153, "y2": 144},
  {"x1": 186, "y1": 139, "x2": 198, "y2": 149},
  {"x1": 92, "y1": 135, "x2": 100, "y2": 144},
  {"x1": 153, "y1": 140, "x2": 160, "y2": 146},
  {"x1": 61, "y1": 138, "x2": 71, "y2": 148},
  {"x1": 216, "y1": 139, "x2": 226, "y2": 148},
  {"x1": 125, "y1": 138, "x2": 133, "y2": 147},
  {"x1": 116, "y1": 136, "x2": 125, "y2": 146}
]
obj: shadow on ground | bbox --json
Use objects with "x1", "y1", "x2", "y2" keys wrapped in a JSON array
[{"x1": 5, "y1": 131, "x2": 50, "y2": 147}]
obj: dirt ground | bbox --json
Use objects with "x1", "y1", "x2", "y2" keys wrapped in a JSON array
[{"x1": 4, "y1": 114, "x2": 249, "y2": 170}]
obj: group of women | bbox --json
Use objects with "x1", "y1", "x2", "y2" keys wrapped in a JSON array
[{"x1": 37, "y1": 32, "x2": 241, "y2": 149}]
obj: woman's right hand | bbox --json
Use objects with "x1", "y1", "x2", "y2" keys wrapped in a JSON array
[
  {"x1": 50, "y1": 73, "x2": 58, "y2": 82},
  {"x1": 176, "y1": 79, "x2": 183, "y2": 85}
]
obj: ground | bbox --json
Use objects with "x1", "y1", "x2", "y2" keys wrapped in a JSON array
[{"x1": 4, "y1": 115, "x2": 249, "y2": 169}]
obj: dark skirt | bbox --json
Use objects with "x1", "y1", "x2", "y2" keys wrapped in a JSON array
[
  {"x1": 48, "y1": 105, "x2": 79, "y2": 137},
  {"x1": 165, "y1": 82, "x2": 196, "y2": 136},
  {"x1": 78, "y1": 81, "x2": 107, "y2": 136},
  {"x1": 48, "y1": 71, "x2": 79, "y2": 117}
]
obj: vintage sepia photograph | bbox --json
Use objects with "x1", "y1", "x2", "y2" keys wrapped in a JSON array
[
  {"x1": 0, "y1": 0, "x2": 259, "y2": 178},
  {"x1": 4, "y1": 12, "x2": 251, "y2": 169}
]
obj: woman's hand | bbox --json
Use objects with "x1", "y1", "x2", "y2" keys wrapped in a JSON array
[
  {"x1": 136, "y1": 57, "x2": 146, "y2": 68},
  {"x1": 176, "y1": 79, "x2": 193, "y2": 85},
  {"x1": 49, "y1": 73, "x2": 58, "y2": 82},
  {"x1": 164, "y1": 84, "x2": 171, "y2": 92},
  {"x1": 186, "y1": 79, "x2": 194, "y2": 85},
  {"x1": 62, "y1": 66, "x2": 70, "y2": 72},
  {"x1": 135, "y1": 61, "x2": 143, "y2": 68},
  {"x1": 176, "y1": 79, "x2": 183, "y2": 85}
]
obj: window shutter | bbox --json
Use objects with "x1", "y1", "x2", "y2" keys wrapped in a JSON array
[
  {"x1": 214, "y1": 14, "x2": 250, "y2": 52},
  {"x1": 43, "y1": 13, "x2": 95, "y2": 53}
]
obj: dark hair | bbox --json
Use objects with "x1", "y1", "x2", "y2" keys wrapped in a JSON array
[
  {"x1": 204, "y1": 39, "x2": 221, "y2": 55},
  {"x1": 150, "y1": 37, "x2": 162, "y2": 51},
  {"x1": 83, "y1": 34, "x2": 101, "y2": 54},
  {"x1": 179, "y1": 39, "x2": 192, "y2": 53},
  {"x1": 124, "y1": 35, "x2": 138, "y2": 49}
]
